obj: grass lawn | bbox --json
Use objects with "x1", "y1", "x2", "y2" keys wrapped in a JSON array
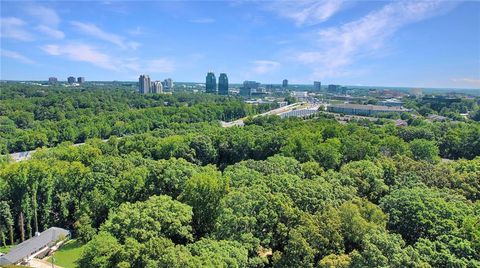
[
  {"x1": 48, "y1": 239, "x2": 85, "y2": 268},
  {"x1": 0, "y1": 245, "x2": 13, "y2": 254}
]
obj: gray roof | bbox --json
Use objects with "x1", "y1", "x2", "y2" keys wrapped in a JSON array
[
  {"x1": 329, "y1": 103, "x2": 409, "y2": 112},
  {"x1": 0, "y1": 227, "x2": 70, "y2": 265}
]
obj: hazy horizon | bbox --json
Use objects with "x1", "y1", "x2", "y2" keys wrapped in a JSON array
[{"x1": 1, "y1": 1, "x2": 479, "y2": 88}]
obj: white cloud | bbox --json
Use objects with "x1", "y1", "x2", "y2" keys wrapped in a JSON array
[
  {"x1": 41, "y1": 43, "x2": 118, "y2": 70},
  {"x1": 70, "y1": 21, "x2": 139, "y2": 49},
  {"x1": 26, "y1": 5, "x2": 60, "y2": 27},
  {"x1": 293, "y1": 1, "x2": 455, "y2": 79},
  {"x1": 189, "y1": 18, "x2": 216, "y2": 24},
  {"x1": 1, "y1": 49, "x2": 35, "y2": 64},
  {"x1": 0, "y1": 17, "x2": 34, "y2": 41},
  {"x1": 42, "y1": 42, "x2": 173, "y2": 73},
  {"x1": 252, "y1": 60, "x2": 280, "y2": 74},
  {"x1": 36, "y1": 25, "x2": 65, "y2": 39},
  {"x1": 267, "y1": 0, "x2": 346, "y2": 26}
]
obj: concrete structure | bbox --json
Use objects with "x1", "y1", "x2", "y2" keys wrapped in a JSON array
[
  {"x1": 379, "y1": 98, "x2": 404, "y2": 107},
  {"x1": 77, "y1": 77, "x2": 85, "y2": 84},
  {"x1": 152, "y1": 81, "x2": 163, "y2": 93},
  {"x1": 279, "y1": 108, "x2": 318, "y2": 119},
  {"x1": 327, "y1": 84, "x2": 340, "y2": 93},
  {"x1": 0, "y1": 227, "x2": 70, "y2": 266},
  {"x1": 240, "y1": 81, "x2": 260, "y2": 97},
  {"x1": 327, "y1": 104, "x2": 410, "y2": 116},
  {"x1": 163, "y1": 78, "x2": 173, "y2": 90},
  {"x1": 292, "y1": 91, "x2": 308, "y2": 98},
  {"x1": 282, "y1": 79, "x2": 288, "y2": 88},
  {"x1": 206, "y1": 72, "x2": 217, "y2": 93},
  {"x1": 314, "y1": 81, "x2": 321, "y2": 91},
  {"x1": 139, "y1": 74, "x2": 151, "y2": 94},
  {"x1": 48, "y1": 77, "x2": 58, "y2": 84},
  {"x1": 67, "y1": 76, "x2": 76, "y2": 84},
  {"x1": 218, "y1": 73, "x2": 229, "y2": 95}
]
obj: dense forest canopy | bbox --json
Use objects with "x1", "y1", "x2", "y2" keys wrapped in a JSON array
[
  {"x1": 0, "y1": 84, "x2": 479, "y2": 267},
  {"x1": 0, "y1": 84, "x2": 276, "y2": 153}
]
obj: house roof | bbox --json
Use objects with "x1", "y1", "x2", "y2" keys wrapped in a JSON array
[{"x1": 0, "y1": 227, "x2": 69, "y2": 265}]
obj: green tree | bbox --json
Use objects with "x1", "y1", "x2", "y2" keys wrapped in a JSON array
[
  {"x1": 179, "y1": 170, "x2": 228, "y2": 237},
  {"x1": 409, "y1": 139, "x2": 440, "y2": 163}
]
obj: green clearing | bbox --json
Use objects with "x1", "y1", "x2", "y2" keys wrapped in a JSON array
[
  {"x1": 0, "y1": 245, "x2": 12, "y2": 254},
  {"x1": 48, "y1": 239, "x2": 85, "y2": 268}
]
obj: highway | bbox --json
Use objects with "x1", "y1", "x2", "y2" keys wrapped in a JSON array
[{"x1": 220, "y1": 102, "x2": 308, "y2": 128}]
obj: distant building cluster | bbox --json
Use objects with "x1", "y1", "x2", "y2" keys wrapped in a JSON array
[
  {"x1": 240, "y1": 80, "x2": 261, "y2": 97},
  {"x1": 47, "y1": 76, "x2": 85, "y2": 85},
  {"x1": 205, "y1": 72, "x2": 229, "y2": 95},
  {"x1": 138, "y1": 74, "x2": 173, "y2": 94},
  {"x1": 48, "y1": 77, "x2": 58, "y2": 84}
]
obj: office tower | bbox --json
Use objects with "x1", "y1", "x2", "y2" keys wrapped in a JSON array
[
  {"x1": 163, "y1": 78, "x2": 173, "y2": 90},
  {"x1": 205, "y1": 72, "x2": 217, "y2": 93},
  {"x1": 67, "y1": 76, "x2": 76, "y2": 84},
  {"x1": 314, "y1": 81, "x2": 321, "y2": 91},
  {"x1": 139, "y1": 74, "x2": 151, "y2": 94},
  {"x1": 218, "y1": 73, "x2": 229, "y2": 95},
  {"x1": 282, "y1": 79, "x2": 288, "y2": 88},
  {"x1": 48, "y1": 77, "x2": 58, "y2": 84},
  {"x1": 77, "y1": 77, "x2": 85, "y2": 84},
  {"x1": 327, "y1": 84, "x2": 340, "y2": 93},
  {"x1": 152, "y1": 81, "x2": 163, "y2": 94},
  {"x1": 240, "y1": 80, "x2": 260, "y2": 97}
]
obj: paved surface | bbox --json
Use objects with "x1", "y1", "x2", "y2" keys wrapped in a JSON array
[
  {"x1": 27, "y1": 258, "x2": 63, "y2": 268},
  {"x1": 221, "y1": 102, "x2": 306, "y2": 128}
]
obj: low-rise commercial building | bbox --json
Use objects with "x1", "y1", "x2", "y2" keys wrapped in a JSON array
[
  {"x1": 327, "y1": 104, "x2": 410, "y2": 116},
  {"x1": 0, "y1": 227, "x2": 70, "y2": 266}
]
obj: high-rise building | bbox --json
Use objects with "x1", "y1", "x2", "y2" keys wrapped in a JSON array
[
  {"x1": 205, "y1": 72, "x2": 217, "y2": 93},
  {"x1": 314, "y1": 81, "x2": 321, "y2": 91},
  {"x1": 327, "y1": 84, "x2": 340, "y2": 93},
  {"x1": 139, "y1": 74, "x2": 151, "y2": 94},
  {"x1": 48, "y1": 77, "x2": 58, "y2": 84},
  {"x1": 240, "y1": 81, "x2": 260, "y2": 97},
  {"x1": 77, "y1": 77, "x2": 85, "y2": 84},
  {"x1": 282, "y1": 79, "x2": 288, "y2": 88},
  {"x1": 152, "y1": 81, "x2": 163, "y2": 94},
  {"x1": 163, "y1": 78, "x2": 173, "y2": 90},
  {"x1": 67, "y1": 76, "x2": 76, "y2": 84},
  {"x1": 218, "y1": 73, "x2": 229, "y2": 95}
]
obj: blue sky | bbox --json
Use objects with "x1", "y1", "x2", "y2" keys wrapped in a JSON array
[{"x1": 1, "y1": 1, "x2": 479, "y2": 89}]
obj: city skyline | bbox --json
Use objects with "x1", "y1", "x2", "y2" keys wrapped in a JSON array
[{"x1": 1, "y1": 1, "x2": 479, "y2": 89}]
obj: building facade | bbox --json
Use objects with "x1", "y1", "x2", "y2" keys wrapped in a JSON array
[
  {"x1": 314, "y1": 81, "x2": 321, "y2": 91},
  {"x1": 139, "y1": 74, "x2": 151, "y2": 94},
  {"x1": 152, "y1": 81, "x2": 163, "y2": 94},
  {"x1": 327, "y1": 84, "x2": 340, "y2": 93},
  {"x1": 327, "y1": 104, "x2": 410, "y2": 116},
  {"x1": 240, "y1": 80, "x2": 260, "y2": 97},
  {"x1": 206, "y1": 72, "x2": 217, "y2": 93},
  {"x1": 218, "y1": 73, "x2": 229, "y2": 95},
  {"x1": 163, "y1": 78, "x2": 173, "y2": 90},
  {"x1": 67, "y1": 76, "x2": 76, "y2": 84},
  {"x1": 282, "y1": 79, "x2": 288, "y2": 88},
  {"x1": 48, "y1": 77, "x2": 58, "y2": 84},
  {"x1": 77, "y1": 77, "x2": 85, "y2": 84}
]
